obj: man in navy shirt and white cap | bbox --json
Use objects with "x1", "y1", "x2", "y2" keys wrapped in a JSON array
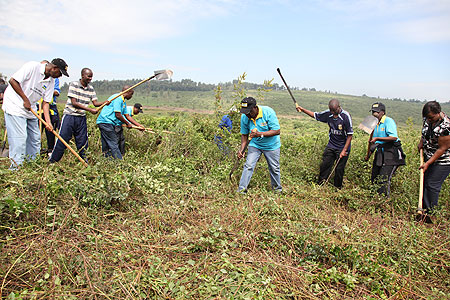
[{"x1": 296, "y1": 99, "x2": 353, "y2": 188}]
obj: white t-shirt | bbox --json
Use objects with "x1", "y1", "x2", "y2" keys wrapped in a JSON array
[{"x1": 2, "y1": 61, "x2": 55, "y2": 119}]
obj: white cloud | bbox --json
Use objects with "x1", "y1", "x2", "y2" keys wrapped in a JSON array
[
  {"x1": 314, "y1": 0, "x2": 450, "y2": 43},
  {"x1": 0, "y1": 0, "x2": 239, "y2": 50}
]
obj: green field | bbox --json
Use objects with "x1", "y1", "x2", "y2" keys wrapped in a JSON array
[{"x1": 1, "y1": 88, "x2": 449, "y2": 299}]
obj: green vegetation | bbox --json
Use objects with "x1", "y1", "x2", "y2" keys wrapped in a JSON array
[{"x1": 1, "y1": 82, "x2": 449, "y2": 299}]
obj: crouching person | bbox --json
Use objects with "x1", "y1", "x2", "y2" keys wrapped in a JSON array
[{"x1": 96, "y1": 86, "x2": 135, "y2": 159}]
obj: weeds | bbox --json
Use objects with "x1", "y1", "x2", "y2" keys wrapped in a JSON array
[{"x1": 0, "y1": 101, "x2": 449, "y2": 299}]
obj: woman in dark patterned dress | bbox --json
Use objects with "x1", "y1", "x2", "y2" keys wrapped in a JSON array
[{"x1": 418, "y1": 101, "x2": 450, "y2": 220}]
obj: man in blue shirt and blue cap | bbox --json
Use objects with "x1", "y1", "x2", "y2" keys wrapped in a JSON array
[{"x1": 237, "y1": 97, "x2": 282, "y2": 193}]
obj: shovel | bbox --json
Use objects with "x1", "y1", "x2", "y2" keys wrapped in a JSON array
[
  {"x1": 358, "y1": 115, "x2": 378, "y2": 134},
  {"x1": 95, "y1": 69, "x2": 173, "y2": 113}
]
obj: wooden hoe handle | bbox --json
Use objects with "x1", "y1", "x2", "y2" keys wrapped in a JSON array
[{"x1": 30, "y1": 109, "x2": 88, "y2": 167}]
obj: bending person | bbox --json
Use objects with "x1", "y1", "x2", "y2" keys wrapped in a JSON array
[
  {"x1": 2, "y1": 58, "x2": 68, "y2": 168},
  {"x1": 96, "y1": 86, "x2": 139, "y2": 159},
  {"x1": 237, "y1": 97, "x2": 282, "y2": 193}
]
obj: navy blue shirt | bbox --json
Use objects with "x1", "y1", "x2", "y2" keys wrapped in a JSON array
[{"x1": 315, "y1": 109, "x2": 353, "y2": 150}]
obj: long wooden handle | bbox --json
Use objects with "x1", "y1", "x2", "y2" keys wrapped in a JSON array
[
  {"x1": 30, "y1": 109, "x2": 88, "y2": 167},
  {"x1": 124, "y1": 124, "x2": 174, "y2": 134},
  {"x1": 418, "y1": 149, "x2": 424, "y2": 213},
  {"x1": 277, "y1": 68, "x2": 300, "y2": 109},
  {"x1": 39, "y1": 101, "x2": 43, "y2": 132},
  {"x1": 1, "y1": 129, "x2": 6, "y2": 152},
  {"x1": 95, "y1": 75, "x2": 157, "y2": 113}
]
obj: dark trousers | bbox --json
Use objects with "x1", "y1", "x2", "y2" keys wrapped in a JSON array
[
  {"x1": 318, "y1": 146, "x2": 349, "y2": 188},
  {"x1": 423, "y1": 163, "x2": 450, "y2": 213},
  {"x1": 98, "y1": 123, "x2": 123, "y2": 159},
  {"x1": 118, "y1": 126, "x2": 125, "y2": 156},
  {"x1": 42, "y1": 113, "x2": 60, "y2": 152},
  {"x1": 50, "y1": 115, "x2": 88, "y2": 162},
  {"x1": 371, "y1": 163, "x2": 398, "y2": 197}
]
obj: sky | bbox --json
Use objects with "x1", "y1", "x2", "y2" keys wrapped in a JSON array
[{"x1": 1, "y1": 0, "x2": 449, "y2": 102}]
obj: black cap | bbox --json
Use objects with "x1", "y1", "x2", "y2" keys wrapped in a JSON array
[
  {"x1": 134, "y1": 103, "x2": 143, "y2": 113},
  {"x1": 51, "y1": 58, "x2": 69, "y2": 77},
  {"x1": 370, "y1": 102, "x2": 386, "y2": 113},
  {"x1": 240, "y1": 97, "x2": 257, "y2": 114}
]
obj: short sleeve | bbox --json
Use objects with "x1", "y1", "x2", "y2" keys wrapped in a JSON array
[
  {"x1": 266, "y1": 108, "x2": 280, "y2": 130},
  {"x1": 42, "y1": 81, "x2": 55, "y2": 103},
  {"x1": 67, "y1": 82, "x2": 77, "y2": 99},
  {"x1": 113, "y1": 97, "x2": 123, "y2": 113},
  {"x1": 11, "y1": 62, "x2": 35, "y2": 84},
  {"x1": 315, "y1": 110, "x2": 330, "y2": 123},
  {"x1": 385, "y1": 118, "x2": 398, "y2": 138}
]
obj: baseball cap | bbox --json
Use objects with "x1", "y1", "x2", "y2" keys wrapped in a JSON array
[
  {"x1": 134, "y1": 103, "x2": 143, "y2": 113},
  {"x1": 240, "y1": 97, "x2": 257, "y2": 114},
  {"x1": 370, "y1": 102, "x2": 386, "y2": 113},
  {"x1": 51, "y1": 58, "x2": 69, "y2": 77}
]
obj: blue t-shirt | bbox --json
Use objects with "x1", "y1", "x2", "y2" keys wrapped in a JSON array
[
  {"x1": 240, "y1": 106, "x2": 281, "y2": 151},
  {"x1": 373, "y1": 115, "x2": 399, "y2": 144},
  {"x1": 96, "y1": 93, "x2": 127, "y2": 126},
  {"x1": 315, "y1": 109, "x2": 353, "y2": 150}
]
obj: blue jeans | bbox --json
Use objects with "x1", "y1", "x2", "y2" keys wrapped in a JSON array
[
  {"x1": 238, "y1": 146, "x2": 282, "y2": 192},
  {"x1": 98, "y1": 123, "x2": 123, "y2": 159},
  {"x1": 4, "y1": 112, "x2": 41, "y2": 168}
]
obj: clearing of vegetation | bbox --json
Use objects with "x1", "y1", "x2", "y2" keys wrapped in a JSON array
[{"x1": 1, "y1": 79, "x2": 449, "y2": 299}]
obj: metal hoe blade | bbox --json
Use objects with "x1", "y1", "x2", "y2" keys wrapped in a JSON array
[
  {"x1": 358, "y1": 115, "x2": 378, "y2": 134},
  {"x1": 154, "y1": 69, "x2": 173, "y2": 80}
]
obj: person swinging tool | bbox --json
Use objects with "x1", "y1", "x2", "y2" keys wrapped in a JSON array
[
  {"x1": 296, "y1": 99, "x2": 353, "y2": 188},
  {"x1": 237, "y1": 97, "x2": 282, "y2": 193}
]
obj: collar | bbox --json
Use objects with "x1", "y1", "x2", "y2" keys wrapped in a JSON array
[
  {"x1": 378, "y1": 115, "x2": 387, "y2": 124},
  {"x1": 40, "y1": 63, "x2": 51, "y2": 83},
  {"x1": 251, "y1": 106, "x2": 263, "y2": 121},
  {"x1": 78, "y1": 79, "x2": 90, "y2": 90}
]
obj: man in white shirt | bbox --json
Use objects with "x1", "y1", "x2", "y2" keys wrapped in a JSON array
[{"x1": 2, "y1": 58, "x2": 68, "y2": 168}]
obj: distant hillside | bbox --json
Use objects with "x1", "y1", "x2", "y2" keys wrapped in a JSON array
[{"x1": 60, "y1": 78, "x2": 450, "y2": 126}]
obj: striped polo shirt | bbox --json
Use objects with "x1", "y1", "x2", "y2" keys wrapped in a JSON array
[{"x1": 63, "y1": 80, "x2": 98, "y2": 116}]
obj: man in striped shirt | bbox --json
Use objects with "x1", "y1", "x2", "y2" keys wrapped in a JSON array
[{"x1": 50, "y1": 68, "x2": 105, "y2": 162}]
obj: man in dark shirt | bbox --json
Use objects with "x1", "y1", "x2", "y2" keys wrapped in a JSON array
[{"x1": 297, "y1": 99, "x2": 353, "y2": 188}]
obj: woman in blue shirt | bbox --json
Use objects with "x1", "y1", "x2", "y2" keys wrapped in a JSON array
[{"x1": 365, "y1": 102, "x2": 406, "y2": 196}]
